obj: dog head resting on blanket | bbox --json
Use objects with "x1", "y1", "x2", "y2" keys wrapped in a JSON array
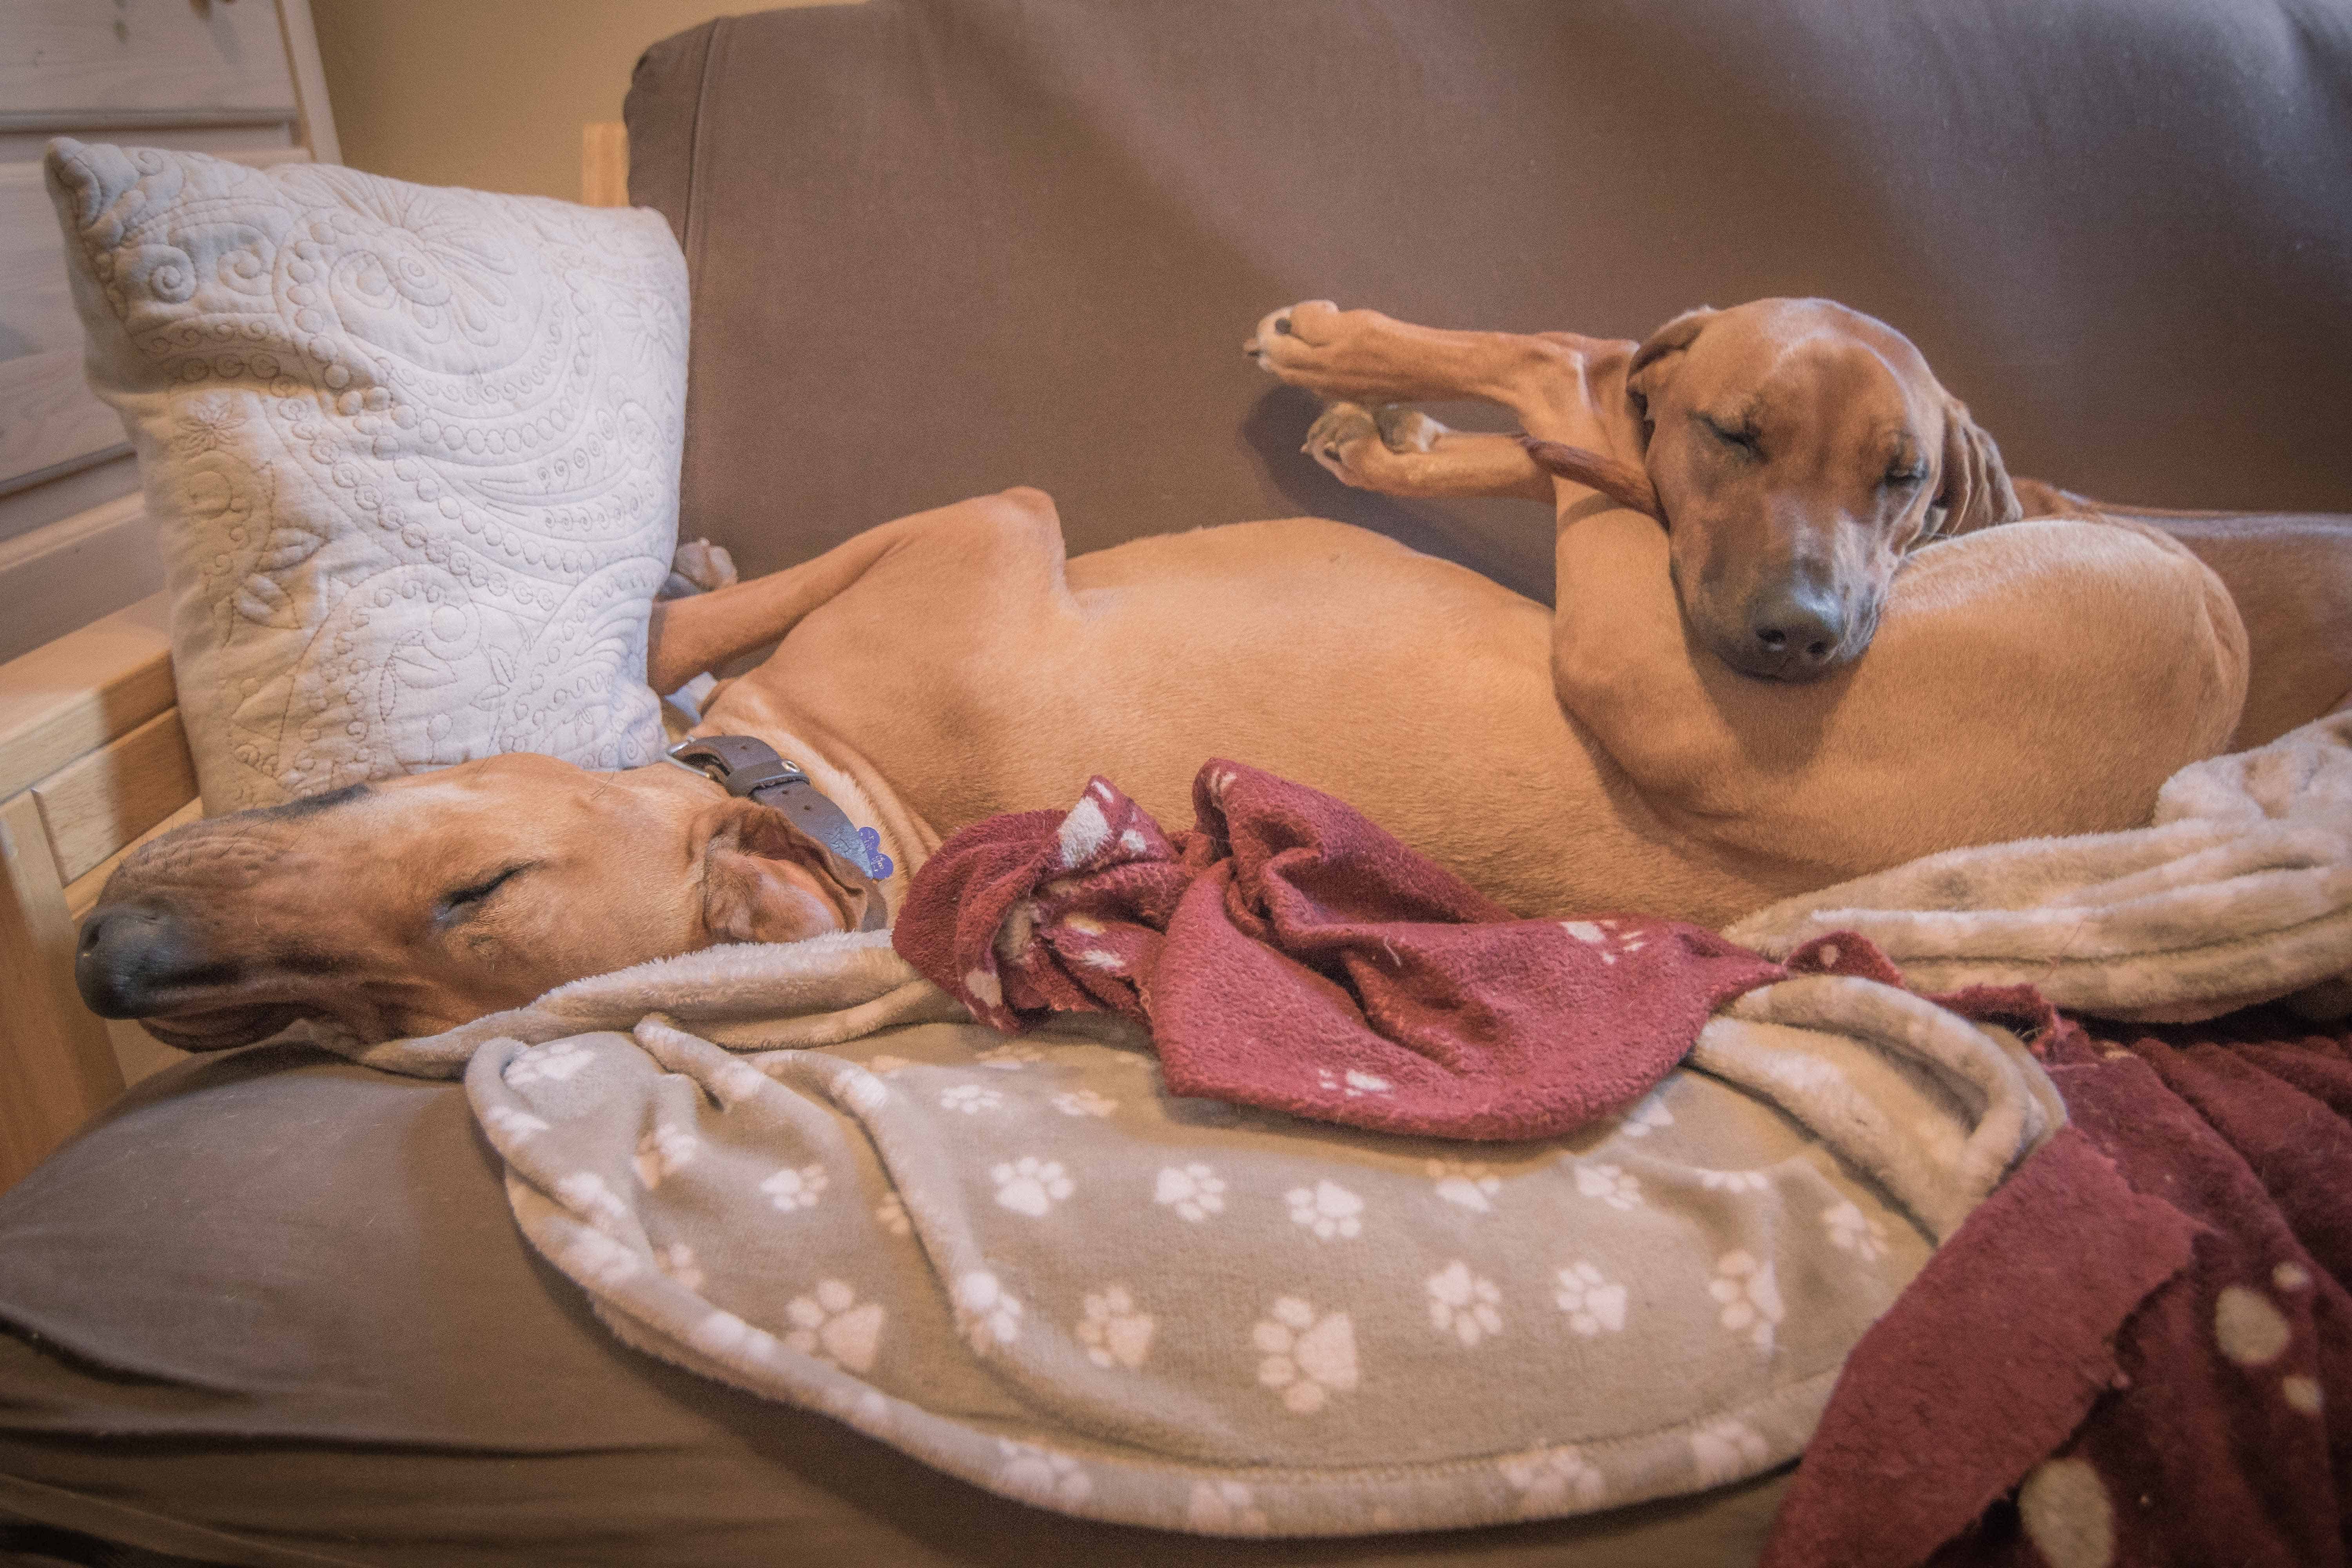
[
  {"x1": 74, "y1": 754, "x2": 870, "y2": 1049},
  {"x1": 1532, "y1": 299, "x2": 2022, "y2": 681}
]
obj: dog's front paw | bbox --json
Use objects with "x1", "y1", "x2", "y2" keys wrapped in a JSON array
[
  {"x1": 1304, "y1": 402, "x2": 1439, "y2": 488},
  {"x1": 1247, "y1": 301, "x2": 1425, "y2": 400},
  {"x1": 1303, "y1": 401, "x2": 1381, "y2": 487},
  {"x1": 1246, "y1": 300, "x2": 1332, "y2": 374}
]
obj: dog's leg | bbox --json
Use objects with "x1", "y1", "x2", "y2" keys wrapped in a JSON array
[
  {"x1": 1302, "y1": 402, "x2": 1556, "y2": 501},
  {"x1": 1248, "y1": 301, "x2": 1573, "y2": 406},
  {"x1": 2014, "y1": 497, "x2": 2352, "y2": 749},
  {"x1": 1548, "y1": 499, "x2": 2250, "y2": 885},
  {"x1": 1250, "y1": 303, "x2": 1647, "y2": 496},
  {"x1": 646, "y1": 488, "x2": 1063, "y2": 693}
]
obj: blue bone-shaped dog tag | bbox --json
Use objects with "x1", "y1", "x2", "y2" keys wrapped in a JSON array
[{"x1": 858, "y1": 826, "x2": 895, "y2": 880}]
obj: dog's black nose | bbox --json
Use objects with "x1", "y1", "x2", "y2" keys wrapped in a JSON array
[
  {"x1": 1745, "y1": 589, "x2": 1846, "y2": 680},
  {"x1": 76, "y1": 905, "x2": 226, "y2": 1018}
]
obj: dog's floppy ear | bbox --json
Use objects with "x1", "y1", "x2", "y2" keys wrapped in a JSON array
[
  {"x1": 1929, "y1": 397, "x2": 2021, "y2": 537},
  {"x1": 1622, "y1": 307, "x2": 1718, "y2": 434},
  {"x1": 699, "y1": 799, "x2": 873, "y2": 942}
]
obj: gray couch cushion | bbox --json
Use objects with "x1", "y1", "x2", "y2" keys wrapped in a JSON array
[
  {"x1": 0, "y1": 1047, "x2": 1785, "y2": 1566},
  {"x1": 624, "y1": 0, "x2": 2352, "y2": 601}
]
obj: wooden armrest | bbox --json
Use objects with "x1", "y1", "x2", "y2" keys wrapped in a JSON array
[{"x1": 0, "y1": 592, "x2": 198, "y2": 1192}]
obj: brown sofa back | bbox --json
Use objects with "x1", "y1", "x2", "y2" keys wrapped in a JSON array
[{"x1": 627, "y1": 0, "x2": 2352, "y2": 600}]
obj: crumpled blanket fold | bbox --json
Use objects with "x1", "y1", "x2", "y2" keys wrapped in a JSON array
[
  {"x1": 892, "y1": 760, "x2": 1784, "y2": 1140},
  {"x1": 1763, "y1": 998, "x2": 2352, "y2": 1568},
  {"x1": 1731, "y1": 711, "x2": 2352, "y2": 1022}
]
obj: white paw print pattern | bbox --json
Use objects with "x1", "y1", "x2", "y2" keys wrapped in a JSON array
[
  {"x1": 1553, "y1": 1261, "x2": 1629, "y2": 1336},
  {"x1": 953, "y1": 1270, "x2": 1024, "y2": 1353},
  {"x1": 505, "y1": 1038, "x2": 593, "y2": 1086},
  {"x1": 1053, "y1": 1088, "x2": 1118, "y2": 1118},
  {"x1": 558, "y1": 1225, "x2": 641, "y2": 1288},
  {"x1": 939, "y1": 1082, "x2": 1004, "y2": 1115},
  {"x1": 709, "y1": 1057, "x2": 769, "y2": 1107},
  {"x1": 832, "y1": 1065, "x2": 890, "y2": 1115},
  {"x1": 1426, "y1": 1260, "x2": 1504, "y2": 1347},
  {"x1": 481, "y1": 1104, "x2": 550, "y2": 1143},
  {"x1": 1822, "y1": 1200, "x2": 1889, "y2": 1262},
  {"x1": 1316, "y1": 1067, "x2": 1392, "y2": 1098},
  {"x1": 654, "y1": 1241, "x2": 704, "y2": 1292},
  {"x1": 1078, "y1": 1285, "x2": 1155, "y2": 1369},
  {"x1": 633, "y1": 1122, "x2": 697, "y2": 1188},
  {"x1": 874, "y1": 1191, "x2": 911, "y2": 1237},
  {"x1": 1058, "y1": 788, "x2": 1114, "y2": 864},
  {"x1": 962, "y1": 965, "x2": 1004, "y2": 1010},
  {"x1": 554, "y1": 1170, "x2": 632, "y2": 1235},
  {"x1": 996, "y1": 1440, "x2": 1093, "y2": 1507},
  {"x1": 1619, "y1": 1094, "x2": 1675, "y2": 1138},
  {"x1": 1498, "y1": 1446, "x2": 1606, "y2": 1515},
  {"x1": 1699, "y1": 1168, "x2": 1772, "y2": 1194},
  {"x1": 977, "y1": 1043, "x2": 1048, "y2": 1071},
  {"x1": 1689, "y1": 1417, "x2": 1769, "y2": 1486},
  {"x1": 1187, "y1": 1480, "x2": 1270, "y2": 1534},
  {"x1": 761, "y1": 1163, "x2": 829, "y2": 1212},
  {"x1": 1254, "y1": 1296, "x2": 1359, "y2": 1413},
  {"x1": 1154, "y1": 1163, "x2": 1226, "y2": 1222},
  {"x1": 1710, "y1": 1250, "x2": 1785, "y2": 1353},
  {"x1": 1285, "y1": 1180, "x2": 1365, "y2": 1240},
  {"x1": 992, "y1": 1156, "x2": 1075, "y2": 1217},
  {"x1": 1426, "y1": 1158, "x2": 1502, "y2": 1212},
  {"x1": 1572, "y1": 1162, "x2": 1642, "y2": 1210},
  {"x1": 1561, "y1": 918, "x2": 1649, "y2": 965},
  {"x1": 690, "y1": 1309, "x2": 780, "y2": 1367},
  {"x1": 783, "y1": 1279, "x2": 885, "y2": 1373}
]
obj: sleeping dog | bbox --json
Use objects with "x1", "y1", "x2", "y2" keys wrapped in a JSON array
[
  {"x1": 1256, "y1": 296, "x2": 2352, "y2": 750},
  {"x1": 76, "y1": 301, "x2": 2266, "y2": 1052}
]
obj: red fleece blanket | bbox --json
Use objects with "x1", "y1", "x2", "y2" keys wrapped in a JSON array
[
  {"x1": 891, "y1": 760, "x2": 1782, "y2": 1139},
  {"x1": 1762, "y1": 944, "x2": 2352, "y2": 1568}
]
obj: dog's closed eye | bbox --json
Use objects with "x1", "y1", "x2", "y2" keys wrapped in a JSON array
[
  {"x1": 436, "y1": 864, "x2": 532, "y2": 924},
  {"x1": 1884, "y1": 461, "x2": 1929, "y2": 490},
  {"x1": 1697, "y1": 414, "x2": 1762, "y2": 458}
]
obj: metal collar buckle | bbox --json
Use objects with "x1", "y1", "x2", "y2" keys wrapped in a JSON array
[{"x1": 667, "y1": 735, "x2": 809, "y2": 799}]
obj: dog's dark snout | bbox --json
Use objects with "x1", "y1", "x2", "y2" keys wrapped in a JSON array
[
  {"x1": 75, "y1": 905, "x2": 220, "y2": 1018},
  {"x1": 1742, "y1": 588, "x2": 1847, "y2": 682}
]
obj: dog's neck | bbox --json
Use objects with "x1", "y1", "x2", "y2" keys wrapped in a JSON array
[{"x1": 673, "y1": 720, "x2": 918, "y2": 912}]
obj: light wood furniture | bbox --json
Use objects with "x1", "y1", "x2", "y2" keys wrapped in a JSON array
[
  {"x1": 0, "y1": 0, "x2": 337, "y2": 1191},
  {"x1": 583, "y1": 120, "x2": 629, "y2": 207},
  {"x1": 0, "y1": 0, "x2": 339, "y2": 667},
  {"x1": 0, "y1": 592, "x2": 198, "y2": 1191}
]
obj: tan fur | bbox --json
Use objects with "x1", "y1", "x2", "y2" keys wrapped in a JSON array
[
  {"x1": 1263, "y1": 297, "x2": 2348, "y2": 744},
  {"x1": 84, "y1": 303, "x2": 2263, "y2": 1048}
]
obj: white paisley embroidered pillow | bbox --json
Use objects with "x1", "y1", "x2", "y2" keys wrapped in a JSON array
[{"x1": 44, "y1": 139, "x2": 684, "y2": 811}]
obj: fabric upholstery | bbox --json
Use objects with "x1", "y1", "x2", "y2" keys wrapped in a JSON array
[{"x1": 625, "y1": 0, "x2": 2352, "y2": 603}]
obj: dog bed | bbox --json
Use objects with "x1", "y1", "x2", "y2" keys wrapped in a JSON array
[{"x1": 327, "y1": 933, "x2": 2057, "y2": 1537}]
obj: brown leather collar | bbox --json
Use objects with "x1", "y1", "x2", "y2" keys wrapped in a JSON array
[{"x1": 667, "y1": 737, "x2": 892, "y2": 933}]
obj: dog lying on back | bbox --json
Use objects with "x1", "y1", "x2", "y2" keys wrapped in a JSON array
[
  {"x1": 1252, "y1": 296, "x2": 2350, "y2": 748},
  {"x1": 77, "y1": 299, "x2": 2272, "y2": 1052}
]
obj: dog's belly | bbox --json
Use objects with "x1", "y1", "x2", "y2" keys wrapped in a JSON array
[{"x1": 728, "y1": 517, "x2": 1761, "y2": 921}]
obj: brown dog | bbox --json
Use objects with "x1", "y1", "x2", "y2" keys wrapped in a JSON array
[
  {"x1": 1254, "y1": 297, "x2": 2352, "y2": 747},
  {"x1": 77, "y1": 306, "x2": 2254, "y2": 1050}
]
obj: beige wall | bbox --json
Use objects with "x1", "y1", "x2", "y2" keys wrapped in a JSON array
[{"x1": 312, "y1": 1, "x2": 852, "y2": 201}]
